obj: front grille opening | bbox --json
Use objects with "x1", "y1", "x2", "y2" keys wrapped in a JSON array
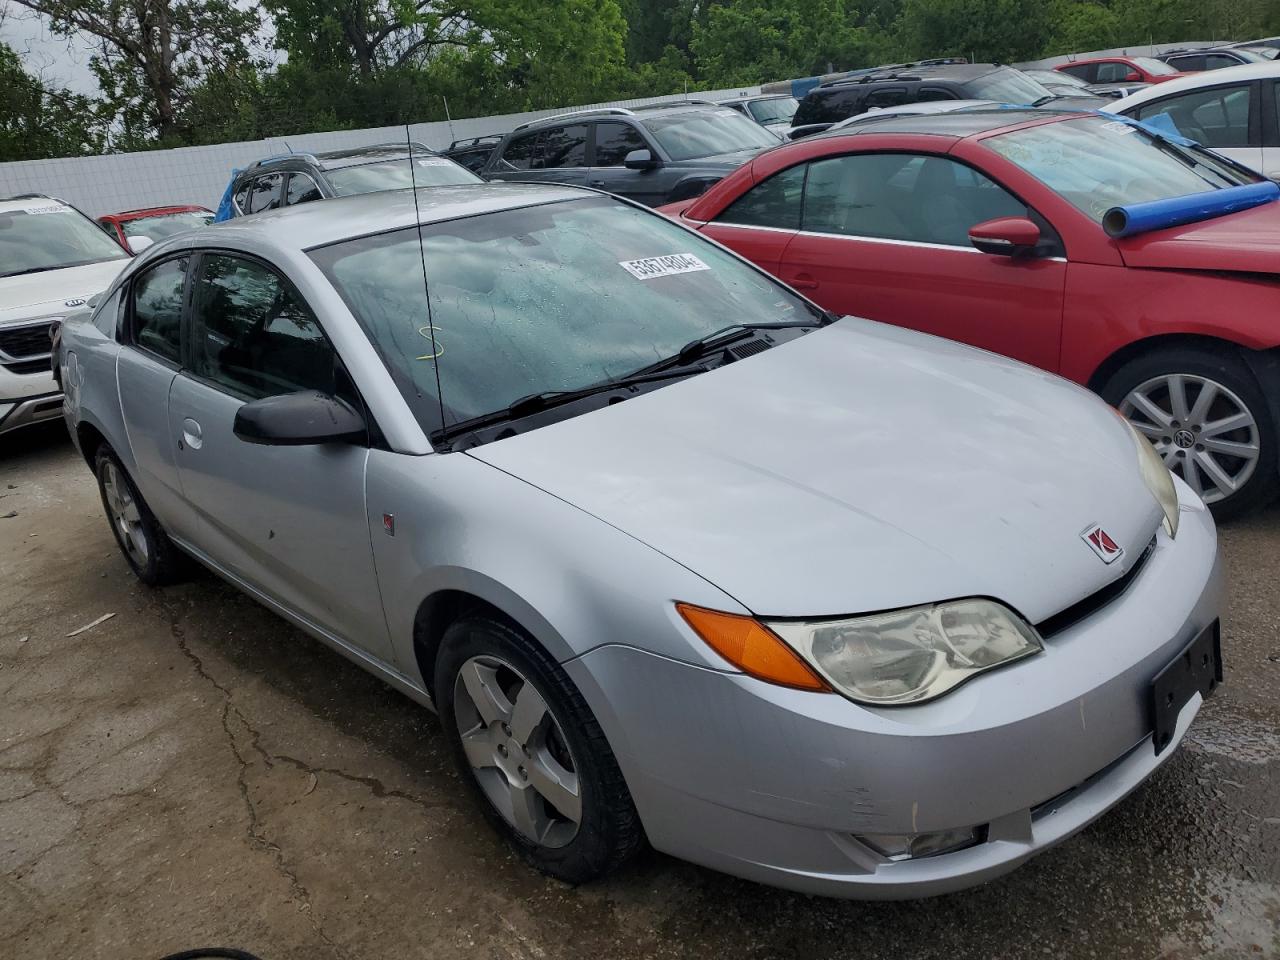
[
  {"x1": 3, "y1": 357, "x2": 52, "y2": 376},
  {"x1": 1037, "y1": 536, "x2": 1157, "y2": 639},
  {"x1": 0, "y1": 324, "x2": 54, "y2": 359}
]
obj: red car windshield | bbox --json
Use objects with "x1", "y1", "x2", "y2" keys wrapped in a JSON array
[
  {"x1": 984, "y1": 116, "x2": 1258, "y2": 223},
  {"x1": 122, "y1": 210, "x2": 213, "y2": 242},
  {"x1": 1134, "y1": 57, "x2": 1179, "y2": 76}
]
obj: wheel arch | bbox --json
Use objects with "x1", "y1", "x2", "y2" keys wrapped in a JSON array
[
  {"x1": 75, "y1": 420, "x2": 109, "y2": 469},
  {"x1": 1086, "y1": 333, "x2": 1269, "y2": 394}
]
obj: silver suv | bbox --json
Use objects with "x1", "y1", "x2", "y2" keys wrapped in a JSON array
[{"x1": 0, "y1": 195, "x2": 130, "y2": 437}]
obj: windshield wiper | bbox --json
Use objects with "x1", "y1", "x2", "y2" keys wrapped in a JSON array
[
  {"x1": 0, "y1": 257, "x2": 120, "y2": 280},
  {"x1": 630, "y1": 318, "x2": 829, "y2": 378},
  {"x1": 438, "y1": 367, "x2": 705, "y2": 443},
  {"x1": 0, "y1": 265, "x2": 60, "y2": 279}
]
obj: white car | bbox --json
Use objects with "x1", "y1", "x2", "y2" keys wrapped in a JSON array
[
  {"x1": 1105, "y1": 62, "x2": 1280, "y2": 179},
  {"x1": 0, "y1": 195, "x2": 131, "y2": 436}
]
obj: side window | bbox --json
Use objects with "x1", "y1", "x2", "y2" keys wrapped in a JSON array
[
  {"x1": 866, "y1": 87, "x2": 909, "y2": 108},
  {"x1": 247, "y1": 173, "x2": 284, "y2": 214},
  {"x1": 1206, "y1": 54, "x2": 1240, "y2": 70},
  {"x1": 501, "y1": 132, "x2": 543, "y2": 170},
  {"x1": 541, "y1": 124, "x2": 589, "y2": 168},
  {"x1": 190, "y1": 254, "x2": 335, "y2": 401},
  {"x1": 1059, "y1": 64, "x2": 1094, "y2": 82},
  {"x1": 285, "y1": 173, "x2": 323, "y2": 206},
  {"x1": 131, "y1": 257, "x2": 189, "y2": 363},
  {"x1": 234, "y1": 183, "x2": 250, "y2": 213},
  {"x1": 1136, "y1": 84, "x2": 1252, "y2": 147},
  {"x1": 917, "y1": 87, "x2": 957, "y2": 102},
  {"x1": 593, "y1": 122, "x2": 649, "y2": 166},
  {"x1": 715, "y1": 165, "x2": 806, "y2": 230},
  {"x1": 802, "y1": 153, "x2": 1029, "y2": 248},
  {"x1": 1096, "y1": 62, "x2": 1131, "y2": 83}
]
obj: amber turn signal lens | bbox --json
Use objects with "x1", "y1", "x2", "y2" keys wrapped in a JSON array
[{"x1": 676, "y1": 603, "x2": 829, "y2": 692}]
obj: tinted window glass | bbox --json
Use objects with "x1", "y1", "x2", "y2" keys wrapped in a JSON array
[
  {"x1": 234, "y1": 184, "x2": 250, "y2": 212},
  {"x1": 132, "y1": 257, "x2": 188, "y2": 362},
  {"x1": 1206, "y1": 54, "x2": 1243, "y2": 69},
  {"x1": 866, "y1": 88, "x2": 909, "y2": 108},
  {"x1": 286, "y1": 173, "x2": 323, "y2": 205},
  {"x1": 715, "y1": 165, "x2": 805, "y2": 229},
  {"x1": 802, "y1": 154, "x2": 1027, "y2": 247},
  {"x1": 1164, "y1": 55, "x2": 1203, "y2": 71},
  {"x1": 1058, "y1": 64, "x2": 1094, "y2": 82},
  {"x1": 747, "y1": 97, "x2": 799, "y2": 125},
  {"x1": 454, "y1": 149, "x2": 493, "y2": 173},
  {"x1": 593, "y1": 122, "x2": 648, "y2": 166},
  {"x1": 501, "y1": 132, "x2": 542, "y2": 170},
  {"x1": 0, "y1": 201, "x2": 128, "y2": 278},
  {"x1": 311, "y1": 196, "x2": 817, "y2": 433},
  {"x1": 917, "y1": 87, "x2": 957, "y2": 102},
  {"x1": 644, "y1": 110, "x2": 779, "y2": 160},
  {"x1": 190, "y1": 254, "x2": 334, "y2": 400},
  {"x1": 326, "y1": 156, "x2": 479, "y2": 195},
  {"x1": 247, "y1": 174, "x2": 284, "y2": 214},
  {"x1": 540, "y1": 124, "x2": 589, "y2": 168},
  {"x1": 986, "y1": 116, "x2": 1256, "y2": 223},
  {"x1": 1135, "y1": 84, "x2": 1252, "y2": 147},
  {"x1": 1096, "y1": 62, "x2": 1133, "y2": 83}
]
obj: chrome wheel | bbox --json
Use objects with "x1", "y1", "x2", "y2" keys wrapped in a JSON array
[
  {"x1": 453, "y1": 655, "x2": 582, "y2": 848},
  {"x1": 1121, "y1": 373, "x2": 1260, "y2": 505},
  {"x1": 101, "y1": 460, "x2": 149, "y2": 566}
]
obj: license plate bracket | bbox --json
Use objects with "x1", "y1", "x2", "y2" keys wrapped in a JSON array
[{"x1": 1150, "y1": 620, "x2": 1222, "y2": 756}]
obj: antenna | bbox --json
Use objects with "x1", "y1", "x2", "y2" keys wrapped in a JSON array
[
  {"x1": 283, "y1": 139, "x2": 293, "y2": 153},
  {"x1": 442, "y1": 96, "x2": 456, "y2": 143},
  {"x1": 404, "y1": 123, "x2": 447, "y2": 432}
]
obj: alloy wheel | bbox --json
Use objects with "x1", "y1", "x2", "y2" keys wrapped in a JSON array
[
  {"x1": 1120, "y1": 373, "x2": 1260, "y2": 505},
  {"x1": 452, "y1": 655, "x2": 582, "y2": 848},
  {"x1": 101, "y1": 461, "x2": 150, "y2": 566}
]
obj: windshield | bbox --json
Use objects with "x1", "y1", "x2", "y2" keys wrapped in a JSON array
[
  {"x1": 645, "y1": 109, "x2": 780, "y2": 160},
  {"x1": 1135, "y1": 57, "x2": 1179, "y2": 75},
  {"x1": 310, "y1": 194, "x2": 815, "y2": 435},
  {"x1": 965, "y1": 67, "x2": 1056, "y2": 104},
  {"x1": 1230, "y1": 48, "x2": 1269, "y2": 62},
  {"x1": 984, "y1": 115, "x2": 1259, "y2": 222},
  {"x1": 0, "y1": 201, "x2": 127, "y2": 278},
  {"x1": 1027, "y1": 69, "x2": 1087, "y2": 89},
  {"x1": 748, "y1": 97, "x2": 799, "y2": 125},
  {"x1": 122, "y1": 211, "x2": 213, "y2": 242},
  {"x1": 326, "y1": 156, "x2": 480, "y2": 197}
]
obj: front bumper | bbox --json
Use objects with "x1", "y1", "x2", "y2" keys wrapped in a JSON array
[
  {"x1": 566, "y1": 489, "x2": 1221, "y2": 898},
  {"x1": 0, "y1": 391, "x2": 64, "y2": 436}
]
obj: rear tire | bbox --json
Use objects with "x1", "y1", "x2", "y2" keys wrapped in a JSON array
[
  {"x1": 435, "y1": 615, "x2": 643, "y2": 883},
  {"x1": 1101, "y1": 346, "x2": 1278, "y2": 520},
  {"x1": 94, "y1": 445, "x2": 189, "y2": 585}
]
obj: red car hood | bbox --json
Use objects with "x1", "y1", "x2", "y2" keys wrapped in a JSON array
[{"x1": 1117, "y1": 202, "x2": 1280, "y2": 273}]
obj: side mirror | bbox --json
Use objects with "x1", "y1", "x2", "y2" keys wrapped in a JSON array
[
  {"x1": 1125, "y1": 70, "x2": 1142, "y2": 82},
  {"x1": 969, "y1": 217, "x2": 1043, "y2": 257},
  {"x1": 128, "y1": 235, "x2": 154, "y2": 254},
  {"x1": 624, "y1": 149, "x2": 659, "y2": 170},
  {"x1": 233, "y1": 391, "x2": 366, "y2": 446}
]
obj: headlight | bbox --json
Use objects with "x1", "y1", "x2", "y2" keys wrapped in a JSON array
[
  {"x1": 768, "y1": 599, "x2": 1042, "y2": 706},
  {"x1": 1124, "y1": 420, "x2": 1179, "y2": 538}
]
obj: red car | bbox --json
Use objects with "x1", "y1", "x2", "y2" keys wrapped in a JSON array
[
  {"x1": 97, "y1": 204, "x2": 214, "y2": 253},
  {"x1": 1055, "y1": 56, "x2": 1185, "y2": 85},
  {"x1": 659, "y1": 110, "x2": 1280, "y2": 516}
]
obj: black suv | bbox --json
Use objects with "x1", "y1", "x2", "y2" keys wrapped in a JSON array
[
  {"x1": 215, "y1": 142, "x2": 479, "y2": 221},
  {"x1": 790, "y1": 63, "x2": 1104, "y2": 136},
  {"x1": 479, "y1": 101, "x2": 779, "y2": 206},
  {"x1": 443, "y1": 135, "x2": 504, "y2": 173}
]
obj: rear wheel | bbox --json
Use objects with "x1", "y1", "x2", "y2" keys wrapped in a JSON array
[
  {"x1": 435, "y1": 616, "x2": 643, "y2": 883},
  {"x1": 95, "y1": 445, "x2": 189, "y2": 585},
  {"x1": 1102, "y1": 347, "x2": 1278, "y2": 519}
]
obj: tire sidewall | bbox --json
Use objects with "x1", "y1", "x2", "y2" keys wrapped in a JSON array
[
  {"x1": 434, "y1": 617, "x2": 624, "y2": 882},
  {"x1": 94, "y1": 446, "x2": 166, "y2": 584},
  {"x1": 1102, "y1": 347, "x2": 1279, "y2": 520}
]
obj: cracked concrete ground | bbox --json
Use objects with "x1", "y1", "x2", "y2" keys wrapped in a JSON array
[{"x1": 2, "y1": 421, "x2": 1278, "y2": 960}]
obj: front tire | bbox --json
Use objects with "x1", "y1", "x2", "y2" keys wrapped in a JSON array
[
  {"x1": 95, "y1": 445, "x2": 188, "y2": 585},
  {"x1": 1102, "y1": 346, "x2": 1278, "y2": 519},
  {"x1": 435, "y1": 616, "x2": 643, "y2": 883}
]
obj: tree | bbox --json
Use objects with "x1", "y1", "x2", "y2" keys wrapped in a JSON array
[
  {"x1": 6, "y1": 0, "x2": 261, "y2": 143},
  {"x1": 0, "y1": 41, "x2": 106, "y2": 160},
  {"x1": 895, "y1": 0, "x2": 1058, "y2": 62}
]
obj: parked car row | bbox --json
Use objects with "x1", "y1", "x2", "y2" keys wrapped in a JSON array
[{"x1": 6, "y1": 36, "x2": 1279, "y2": 902}]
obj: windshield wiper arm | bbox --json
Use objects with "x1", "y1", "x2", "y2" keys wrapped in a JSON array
[{"x1": 0, "y1": 265, "x2": 58, "y2": 279}]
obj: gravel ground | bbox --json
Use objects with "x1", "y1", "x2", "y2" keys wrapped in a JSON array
[{"x1": 2, "y1": 422, "x2": 1277, "y2": 960}]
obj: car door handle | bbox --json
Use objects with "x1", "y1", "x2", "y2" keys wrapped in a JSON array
[
  {"x1": 181, "y1": 417, "x2": 203, "y2": 451},
  {"x1": 789, "y1": 274, "x2": 820, "y2": 290}
]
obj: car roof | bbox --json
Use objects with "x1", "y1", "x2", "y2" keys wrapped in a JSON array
[
  {"x1": 1106, "y1": 60, "x2": 1280, "y2": 110},
  {"x1": 312, "y1": 142, "x2": 436, "y2": 169},
  {"x1": 203, "y1": 183, "x2": 590, "y2": 252},
  {"x1": 105, "y1": 204, "x2": 212, "y2": 221},
  {"x1": 0, "y1": 195, "x2": 74, "y2": 214},
  {"x1": 832, "y1": 100, "x2": 1005, "y2": 127},
  {"x1": 813, "y1": 108, "x2": 1061, "y2": 141},
  {"x1": 816, "y1": 62, "x2": 1003, "y2": 88}
]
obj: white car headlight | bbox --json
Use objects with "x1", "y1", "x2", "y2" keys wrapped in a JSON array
[
  {"x1": 1125, "y1": 420, "x2": 1179, "y2": 538},
  {"x1": 768, "y1": 599, "x2": 1042, "y2": 706}
]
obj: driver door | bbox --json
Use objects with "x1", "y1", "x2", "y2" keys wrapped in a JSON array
[{"x1": 168, "y1": 251, "x2": 395, "y2": 663}]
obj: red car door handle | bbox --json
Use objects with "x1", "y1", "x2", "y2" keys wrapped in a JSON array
[{"x1": 790, "y1": 274, "x2": 820, "y2": 290}]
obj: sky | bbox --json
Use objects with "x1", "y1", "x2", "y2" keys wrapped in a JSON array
[{"x1": 1, "y1": 4, "x2": 101, "y2": 94}]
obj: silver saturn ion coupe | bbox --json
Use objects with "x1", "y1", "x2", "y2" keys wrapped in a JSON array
[{"x1": 58, "y1": 183, "x2": 1222, "y2": 899}]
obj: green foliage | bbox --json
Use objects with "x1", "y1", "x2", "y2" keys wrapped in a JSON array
[{"x1": 5, "y1": 0, "x2": 1280, "y2": 161}]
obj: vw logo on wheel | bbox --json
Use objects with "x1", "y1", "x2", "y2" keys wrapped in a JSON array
[{"x1": 1173, "y1": 429, "x2": 1195, "y2": 449}]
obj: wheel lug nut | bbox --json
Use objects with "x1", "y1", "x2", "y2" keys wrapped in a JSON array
[
  {"x1": 522, "y1": 745, "x2": 530, "y2": 756},
  {"x1": 497, "y1": 744, "x2": 508, "y2": 758},
  {"x1": 1171, "y1": 421, "x2": 1181, "y2": 428},
  {"x1": 1162, "y1": 436, "x2": 1171, "y2": 444},
  {"x1": 501, "y1": 723, "x2": 511, "y2": 736},
  {"x1": 1195, "y1": 443, "x2": 1204, "y2": 451},
  {"x1": 518, "y1": 766, "x2": 528, "y2": 780}
]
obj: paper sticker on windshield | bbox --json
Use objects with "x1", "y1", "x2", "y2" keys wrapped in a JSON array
[
  {"x1": 619, "y1": 253, "x2": 710, "y2": 280},
  {"x1": 416, "y1": 157, "x2": 453, "y2": 167},
  {"x1": 21, "y1": 203, "x2": 70, "y2": 215},
  {"x1": 1100, "y1": 120, "x2": 1137, "y2": 136}
]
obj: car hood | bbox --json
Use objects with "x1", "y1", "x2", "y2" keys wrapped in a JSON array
[
  {"x1": 0, "y1": 258, "x2": 129, "y2": 324},
  {"x1": 672, "y1": 147, "x2": 767, "y2": 169},
  {"x1": 470, "y1": 319, "x2": 1163, "y2": 623},
  {"x1": 1117, "y1": 200, "x2": 1280, "y2": 272}
]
